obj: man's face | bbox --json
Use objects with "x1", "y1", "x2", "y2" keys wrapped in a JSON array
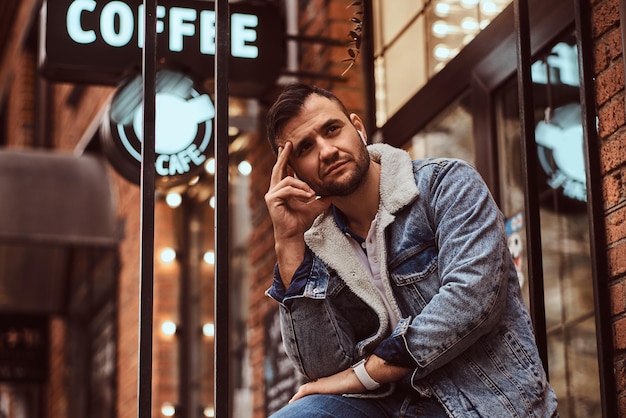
[{"x1": 278, "y1": 94, "x2": 370, "y2": 197}]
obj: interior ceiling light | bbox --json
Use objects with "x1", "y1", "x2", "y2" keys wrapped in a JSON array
[
  {"x1": 161, "y1": 321, "x2": 177, "y2": 336},
  {"x1": 161, "y1": 402, "x2": 176, "y2": 417},
  {"x1": 165, "y1": 192, "x2": 182, "y2": 208},
  {"x1": 203, "y1": 251, "x2": 215, "y2": 265},
  {"x1": 238, "y1": 160, "x2": 252, "y2": 176},
  {"x1": 160, "y1": 247, "x2": 177, "y2": 263},
  {"x1": 205, "y1": 158, "x2": 216, "y2": 175},
  {"x1": 434, "y1": 2, "x2": 452, "y2": 16}
]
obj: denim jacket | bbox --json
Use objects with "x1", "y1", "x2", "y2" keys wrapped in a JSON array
[{"x1": 267, "y1": 144, "x2": 558, "y2": 417}]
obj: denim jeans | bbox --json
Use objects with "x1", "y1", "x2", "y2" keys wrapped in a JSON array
[{"x1": 269, "y1": 391, "x2": 448, "y2": 418}]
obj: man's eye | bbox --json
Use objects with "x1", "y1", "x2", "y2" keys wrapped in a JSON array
[{"x1": 296, "y1": 143, "x2": 312, "y2": 156}]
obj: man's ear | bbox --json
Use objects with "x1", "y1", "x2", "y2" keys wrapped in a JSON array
[
  {"x1": 350, "y1": 113, "x2": 367, "y2": 143},
  {"x1": 357, "y1": 130, "x2": 366, "y2": 144}
]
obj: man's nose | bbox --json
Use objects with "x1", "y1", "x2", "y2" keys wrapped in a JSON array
[{"x1": 318, "y1": 139, "x2": 338, "y2": 161}]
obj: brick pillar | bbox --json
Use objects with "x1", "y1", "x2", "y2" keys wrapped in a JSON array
[
  {"x1": 246, "y1": 1, "x2": 368, "y2": 416},
  {"x1": 591, "y1": 0, "x2": 626, "y2": 414}
]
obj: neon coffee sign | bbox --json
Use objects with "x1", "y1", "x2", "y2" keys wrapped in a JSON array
[{"x1": 40, "y1": 0, "x2": 284, "y2": 96}]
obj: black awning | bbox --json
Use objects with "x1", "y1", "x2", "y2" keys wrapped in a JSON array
[
  {"x1": 0, "y1": 149, "x2": 118, "y2": 246},
  {"x1": 0, "y1": 150, "x2": 119, "y2": 314}
]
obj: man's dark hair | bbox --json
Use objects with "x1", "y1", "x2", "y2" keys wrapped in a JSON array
[{"x1": 266, "y1": 83, "x2": 350, "y2": 154}]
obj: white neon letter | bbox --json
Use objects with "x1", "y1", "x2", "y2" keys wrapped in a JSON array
[
  {"x1": 66, "y1": 0, "x2": 97, "y2": 44},
  {"x1": 199, "y1": 10, "x2": 216, "y2": 55},
  {"x1": 170, "y1": 7, "x2": 197, "y2": 52},
  {"x1": 231, "y1": 13, "x2": 258, "y2": 59},
  {"x1": 137, "y1": 5, "x2": 166, "y2": 48},
  {"x1": 156, "y1": 155, "x2": 169, "y2": 176},
  {"x1": 100, "y1": 1, "x2": 134, "y2": 47}
]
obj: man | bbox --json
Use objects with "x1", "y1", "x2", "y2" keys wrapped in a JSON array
[{"x1": 264, "y1": 83, "x2": 558, "y2": 417}]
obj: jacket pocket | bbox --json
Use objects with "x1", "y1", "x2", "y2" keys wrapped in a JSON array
[
  {"x1": 387, "y1": 240, "x2": 438, "y2": 312},
  {"x1": 388, "y1": 239, "x2": 438, "y2": 284}
]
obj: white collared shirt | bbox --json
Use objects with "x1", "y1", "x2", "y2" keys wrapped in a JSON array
[{"x1": 346, "y1": 214, "x2": 399, "y2": 329}]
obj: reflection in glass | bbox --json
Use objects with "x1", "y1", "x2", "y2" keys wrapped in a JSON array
[
  {"x1": 402, "y1": 93, "x2": 474, "y2": 165},
  {"x1": 495, "y1": 35, "x2": 601, "y2": 417},
  {"x1": 373, "y1": 0, "x2": 511, "y2": 126}
]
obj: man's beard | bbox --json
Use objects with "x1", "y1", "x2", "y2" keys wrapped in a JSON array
[{"x1": 314, "y1": 146, "x2": 370, "y2": 197}]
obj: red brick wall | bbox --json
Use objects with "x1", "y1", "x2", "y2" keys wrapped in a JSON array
[
  {"x1": 46, "y1": 318, "x2": 68, "y2": 417},
  {"x1": 592, "y1": 0, "x2": 626, "y2": 414},
  {"x1": 114, "y1": 175, "x2": 141, "y2": 418},
  {"x1": 247, "y1": 1, "x2": 367, "y2": 417},
  {"x1": 247, "y1": 129, "x2": 279, "y2": 418}
]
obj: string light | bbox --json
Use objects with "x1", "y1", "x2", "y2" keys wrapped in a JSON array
[
  {"x1": 161, "y1": 402, "x2": 176, "y2": 417},
  {"x1": 460, "y1": 17, "x2": 479, "y2": 32},
  {"x1": 434, "y1": 2, "x2": 451, "y2": 16},
  {"x1": 160, "y1": 247, "x2": 177, "y2": 264},
  {"x1": 238, "y1": 160, "x2": 252, "y2": 176},
  {"x1": 434, "y1": 44, "x2": 452, "y2": 60},
  {"x1": 161, "y1": 321, "x2": 177, "y2": 336},
  {"x1": 460, "y1": 0, "x2": 480, "y2": 8},
  {"x1": 481, "y1": 0, "x2": 500, "y2": 14},
  {"x1": 203, "y1": 407, "x2": 215, "y2": 417},
  {"x1": 203, "y1": 251, "x2": 215, "y2": 265},
  {"x1": 432, "y1": 21, "x2": 452, "y2": 37},
  {"x1": 202, "y1": 323, "x2": 215, "y2": 337},
  {"x1": 165, "y1": 192, "x2": 182, "y2": 208},
  {"x1": 205, "y1": 158, "x2": 216, "y2": 175},
  {"x1": 429, "y1": 0, "x2": 511, "y2": 69}
]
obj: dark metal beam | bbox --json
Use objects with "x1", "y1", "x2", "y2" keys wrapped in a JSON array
[
  {"x1": 362, "y1": 0, "x2": 377, "y2": 137},
  {"x1": 137, "y1": 0, "x2": 156, "y2": 416},
  {"x1": 214, "y1": 0, "x2": 230, "y2": 417},
  {"x1": 576, "y1": 0, "x2": 618, "y2": 415},
  {"x1": 513, "y1": 0, "x2": 549, "y2": 374}
]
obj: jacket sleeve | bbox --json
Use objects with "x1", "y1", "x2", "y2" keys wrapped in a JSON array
[
  {"x1": 266, "y1": 250, "x2": 312, "y2": 302},
  {"x1": 377, "y1": 160, "x2": 514, "y2": 379},
  {"x1": 267, "y1": 248, "x2": 360, "y2": 380}
]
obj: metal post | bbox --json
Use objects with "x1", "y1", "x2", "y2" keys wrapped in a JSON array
[
  {"x1": 576, "y1": 0, "x2": 618, "y2": 415},
  {"x1": 137, "y1": 0, "x2": 157, "y2": 416},
  {"x1": 214, "y1": 0, "x2": 230, "y2": 417},
  {"x1": 513, "y1": 0, "x2": 549, "y2": 375}
]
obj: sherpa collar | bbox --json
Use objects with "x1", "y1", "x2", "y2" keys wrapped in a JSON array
[{"x1": 303, "y1": 143, "x2": 419, "y2": 344}]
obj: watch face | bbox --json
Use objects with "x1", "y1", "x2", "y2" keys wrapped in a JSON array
[
  {"x1": 101, "y1": 69, "x2": 214, "y2": 189},
  {"x1": 535, "y1": 102, "x2": 587, "y2": 212}
]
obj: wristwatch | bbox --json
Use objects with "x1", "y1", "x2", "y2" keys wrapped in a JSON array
[{"x1": 351, "y1": 358, "x2": 382, "y2": 390}]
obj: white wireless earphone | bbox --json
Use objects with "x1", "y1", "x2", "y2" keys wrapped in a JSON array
[{"x1": 358, "y1": 130, "x2": 366, "y2": 144}]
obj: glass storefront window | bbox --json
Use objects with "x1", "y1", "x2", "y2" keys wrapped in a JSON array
[
  {"x1": 402, "y1": 93, "x2": 475, "y2": 165},
  {"x1": 425, "y1": 0, "x2": 511, "y2": 74},
  {"x1": 376, "y1": 18, "x2": 428, "y2": 121},
  {"x1": 373, "y1": 0, "x2": 425, "y2": 54},
  {"x1": 373, "y1": 0, "x2": 511, "y2": 127},
  {"x1": 495, "y1": 35, "x2": 601, "y2": 417}
]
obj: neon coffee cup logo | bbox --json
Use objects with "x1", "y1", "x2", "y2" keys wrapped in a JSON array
[
  {"x1": 535, "y1": 102, "x2": 587, "y2": 204},
  {"x1": 105, "y1": 70, "x2": 213, "y2": 187}
]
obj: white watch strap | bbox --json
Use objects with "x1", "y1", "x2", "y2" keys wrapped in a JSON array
[{"x1": 351, "y1": 358, "x2": 381, "y2": 390}]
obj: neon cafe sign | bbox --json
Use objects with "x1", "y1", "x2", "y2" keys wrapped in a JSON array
[
  {"x1": 98, "y1": 70, "x2": 216, "y2": 188},
  {"x1": 40, "y1": 0, "x2": 284, "y2": 188}
]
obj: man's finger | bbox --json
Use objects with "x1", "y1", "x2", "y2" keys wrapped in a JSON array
[{"x1": 270, "y1": 141, "x2": 292, "y2": 186}]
